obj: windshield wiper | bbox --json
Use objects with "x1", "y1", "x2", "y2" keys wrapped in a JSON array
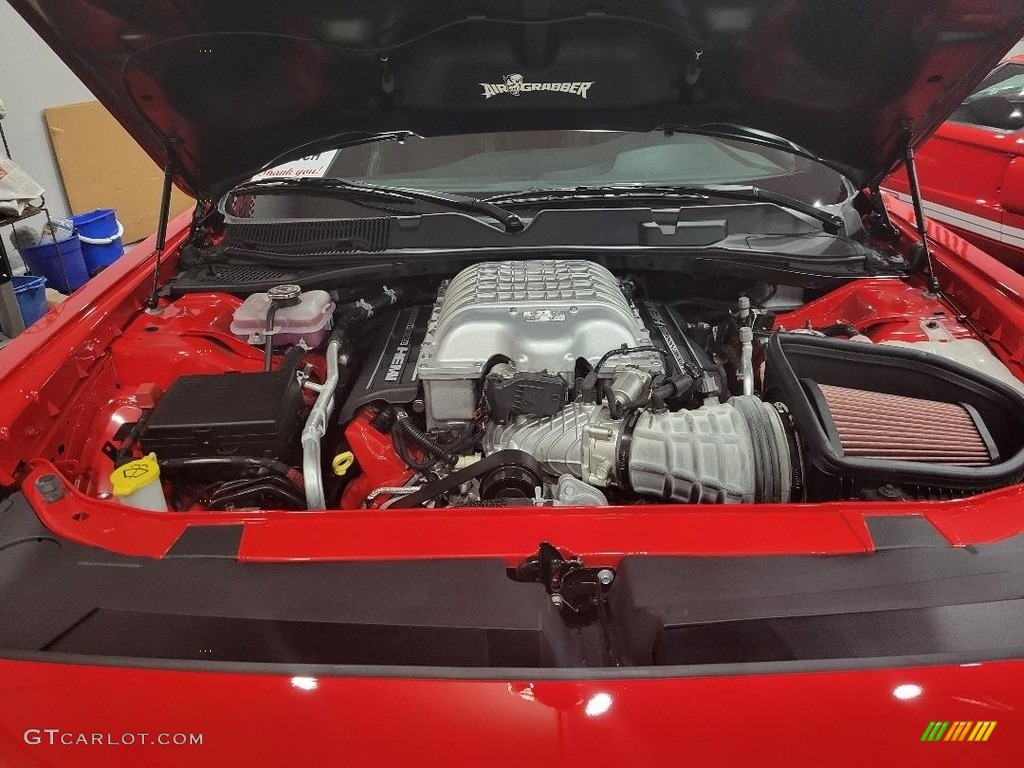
[
  {"x1": 486, "y1": 183, "x2": 846, "y2": 236},
  {"x1": 486, "y1": 185, "x2": 711, "y2": 203},
  {"x1": 664, "y1": 123, "x2": 823, "y2": 165},
  {"x1": 229, "y1": 177, "x2": 525, "y2": 233}
]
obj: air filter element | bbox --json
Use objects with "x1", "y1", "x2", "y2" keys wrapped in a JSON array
[
  {"x1": 764, "y1": 334, "x2": 1024, "y2": 501},
  {"x1": 816, "y1": 385, "x2": 995, "y2": 467}
]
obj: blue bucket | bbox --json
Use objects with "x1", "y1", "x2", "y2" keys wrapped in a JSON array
[
  {"x1": 72, "y1": 208, "x2": 124, "y2": 274},
  {"x1": 19, "y1": 235, "x2": 89, "y2": 294},
  {"x1": 12, "y1": 275, "x2": 48, "y2": 327}
]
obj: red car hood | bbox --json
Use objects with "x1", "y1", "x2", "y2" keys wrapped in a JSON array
[
  {"x1": 8, "y1": 0, "x2": 1024, "y2": 196},
  {"x1": 1, "y1": 657, "x2": 1022, "y2": 767}
]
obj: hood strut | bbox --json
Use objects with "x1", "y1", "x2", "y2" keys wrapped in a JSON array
[
  {"x1": 902, "y1": 143, "x2": 940, "y2": 295},
  {"x1": 145, "y1": 161, "x2": 176, "y2": 312}
]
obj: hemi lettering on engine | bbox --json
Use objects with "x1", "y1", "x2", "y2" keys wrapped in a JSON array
[
  {"x1": 384, "y1": 307, "x2": 421, "y2": 383},
  {"x1": 644, "y1": 302, "x2": 690, "y2": 374}
]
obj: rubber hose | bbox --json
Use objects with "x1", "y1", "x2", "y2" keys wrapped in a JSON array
[
  {"x1": 336, "y1": 288, "x2": 406, "y2": 330},
  {"x1": 264, "y1": 301, "x2": 280, "y2": 372},
  {"x1": 818, "y1": 323, "x2": 862, "y2": 339},
  {"x1": 651, "y1": 374, "x2": 697, "y2": 410},
  {"x1": 395, "y1": 411, "x2": 458, "y2": 465},
  {"x1": 391, "y1": 422, "x2": 441, "y2": 471},
  {"x1": 159, "y1": 456, "x2": 303, "y2": 488}
]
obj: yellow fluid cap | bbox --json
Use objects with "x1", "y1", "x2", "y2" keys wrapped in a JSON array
[
  {"x1": 332, "y1": 451, "x2": 355, "y2": 477},
  {"x1": 110, "y1": 453, "x2": 161, "y2": 497}
]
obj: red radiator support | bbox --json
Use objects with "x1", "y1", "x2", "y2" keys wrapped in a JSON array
[{"x1": 817, "y1": 385, "x2": 994, "y2": 467}]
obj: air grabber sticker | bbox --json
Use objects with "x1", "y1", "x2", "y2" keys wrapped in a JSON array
[{"x1": 480, "y1": 74, "x2": 594, "y2": 99}]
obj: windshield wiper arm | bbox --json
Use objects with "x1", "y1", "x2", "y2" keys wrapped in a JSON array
[
  {"x1": 230, "y1": 177, "x2": 525, "y2": 233},
  {"x1": 486, "y1": 185, "x2": 711, "y2": 204},
  {"x1": 486, "y1": 183, "x2": 845, "y2": 236},
  {"x1": 663, "y1": 123, "x2": 824, "y2": 165},
  {"x1": 672, "y1": 184, "x2": 845, "y2": 235}
]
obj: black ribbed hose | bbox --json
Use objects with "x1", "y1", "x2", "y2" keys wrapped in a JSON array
[{"x1": 393, "y1": 409, "x2": 458, "y2": 467}]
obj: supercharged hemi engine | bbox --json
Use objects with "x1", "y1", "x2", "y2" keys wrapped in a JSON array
[
  {"x1": 109, "y1": 259, "x2": 1024, "y2": 512},
  {"x1": 411, "y1": 260, "x2": 788, "y2": 504},
  {"x1": 416, "y1": 260, "x2": 664, "y2": 426}
]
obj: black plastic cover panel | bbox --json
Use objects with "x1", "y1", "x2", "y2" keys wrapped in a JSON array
[
  {"x1": 141, "y1": 369, "x2": 304, "y2": 460},
  {"x1": 0, "y1": 496, "x2": 572, "y2": 668},
  {"x1": 3, "y1": 492, "x2": 1024, "y2": 672},
  {"x1": 609, "y1": 534, "x2": 1024, "y2": 666},
  {"x1": 339, "y1": 305, "x2": 430, "y2": 422},
  {"x1": 226, "y1": 219, "x2": 392, "y2": 254}
]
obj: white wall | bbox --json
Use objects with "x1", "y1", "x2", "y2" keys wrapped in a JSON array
[
  {"x1": 0, "y1": 2, "x2": 94, "y2": 221},
  {"x1": 1012, "y1": 40, "x2": 1024, "y2": 58}
]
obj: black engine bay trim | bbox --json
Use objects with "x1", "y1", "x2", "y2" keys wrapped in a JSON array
[{"x1": 3, "y1": 493, "x2": 1024, "y2": 677}]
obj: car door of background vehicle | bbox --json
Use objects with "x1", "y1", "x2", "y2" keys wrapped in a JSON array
[
  {"x1": 998, "y1": 150, "x2": 1024, "y2": 259},
  {"x1": 886, "y1": 62, "x2": 1024, "y2": 271}
]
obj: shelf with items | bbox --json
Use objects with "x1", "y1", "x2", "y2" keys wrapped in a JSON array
[
  {"x1": 1, "y1": 109, "x2": 66, "y2": 337},
  {"x1": 0, "y1": 201, "x2": 59, "y2": 338}
]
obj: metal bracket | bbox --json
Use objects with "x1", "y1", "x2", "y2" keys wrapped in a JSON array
[
  {"x1": 515, "y1": 542, "x2": 615, "y2": 615},
  {"x1": 867, "y1": 184, "x2": 899, "y2": 243},
  {"x1": 515, "y1": 542, "x2": 621, "y2": 665}
]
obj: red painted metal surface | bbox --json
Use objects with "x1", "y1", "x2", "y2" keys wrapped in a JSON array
[
  {"x1": 111, "y1": 292, "x2": 264, "y2": 389},
  {"x1": 884, "y1": 193, "x2": 1024, "y2": 383},
  {"x1": 0, "y1": 657, "x2": 1022, "y2": 767},
  {"x1": 775, "y1": 277, "x2": 974, "y2": 344},
  {"x1": 885, "y1": 55, "x2": 1024, "y2": 272},
  {"x1": 0, "y1": 211, "x2": 193, "y2": 487},
  {"x1": 340, "y1": 409, "x2": 414, "y2": 508},
  {"x1": 22, "y1": 454, "x2": 1024, "y2": 564}
]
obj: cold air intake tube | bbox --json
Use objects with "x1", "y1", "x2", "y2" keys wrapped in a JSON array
[{"x1": 485, "y1": 396, "x2": 799, "y2": 504}]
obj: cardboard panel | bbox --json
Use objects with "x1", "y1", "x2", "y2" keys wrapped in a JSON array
[{"x1": 44, "y1": 100, "x2": 192, "y2": 243}]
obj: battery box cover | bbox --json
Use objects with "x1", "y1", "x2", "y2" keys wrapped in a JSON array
[{"x1": 140, "y1": 366, "x2": 304, "y2": 461}]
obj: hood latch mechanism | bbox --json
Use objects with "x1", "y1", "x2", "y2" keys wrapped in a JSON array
[{"x1": 515, "y1": 542, "x2": 621, "y2": 665}]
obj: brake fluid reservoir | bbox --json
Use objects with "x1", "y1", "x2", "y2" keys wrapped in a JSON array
[
  {"x1": 230, "y1": 289, "x2": 335, "y2": 350},
  {"x1": 110, "y1": 453, "x2": 168, "y2": 511}
]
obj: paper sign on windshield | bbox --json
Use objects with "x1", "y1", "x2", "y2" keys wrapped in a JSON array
[{"x1": 250, "y1": 151, "x2": 339, "y2": 181}]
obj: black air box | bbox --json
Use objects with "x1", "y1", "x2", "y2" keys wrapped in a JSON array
[
  {"x1": 141, "y1": 369, "x2": 303, "y2": 460},
  {"x1": 763, "y1": 333, "x2": 1024, "y2": 499}
]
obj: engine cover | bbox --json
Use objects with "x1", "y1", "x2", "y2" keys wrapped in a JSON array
[
  {"x1": 338, "y1": 305, "x2": 430, "y2": 422},
  {"x1": 416, "y1": 260, "x2": 662, "y2": 424}
]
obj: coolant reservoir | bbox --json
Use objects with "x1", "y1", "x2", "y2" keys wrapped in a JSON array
[
  {"x1": 230, "y1": 289, "x2": 335, "y2": 349},
  {"x1": 110, "y1": 453, "x2": 168, "y2": 511}
]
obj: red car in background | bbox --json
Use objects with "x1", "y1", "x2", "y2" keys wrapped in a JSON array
[{"x1": 887, "y1": 56, "x2": 1024, "y2": 271}]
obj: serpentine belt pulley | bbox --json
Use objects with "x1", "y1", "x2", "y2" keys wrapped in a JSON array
[{"x1": 389, "y1": 450, "x2": 543, "y2": 508}]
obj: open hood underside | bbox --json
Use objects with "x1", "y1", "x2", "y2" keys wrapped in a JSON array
[{"x1": 11, "y1": 0, "x2": 1024, "y2": 198}]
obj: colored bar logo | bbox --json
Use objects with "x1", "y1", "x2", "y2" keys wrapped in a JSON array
[{"x1": 921, "y1": 721, "x2": 996, "y2": 742}]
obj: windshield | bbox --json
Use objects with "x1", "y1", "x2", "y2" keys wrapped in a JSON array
[
  {"x1": 236, "y1": 131, "x2": 850, "y2": 217},
  {"x1": 950, "y1": 63, "x2": 1024, "y2": 132},
  {"x1": 328, "y1": 131, "x2": 849, "y2": 200}
]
